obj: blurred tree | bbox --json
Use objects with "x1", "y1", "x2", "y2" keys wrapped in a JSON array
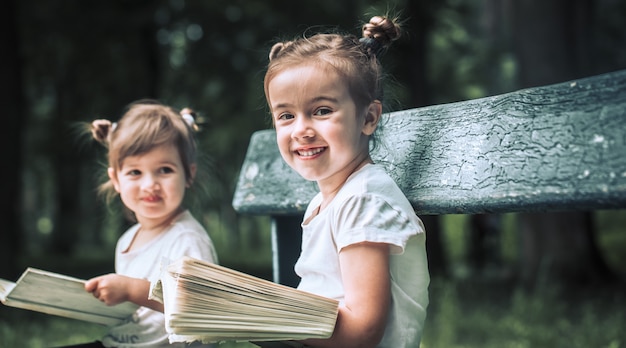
[
  {"x1": 394, "y1": 0, "x2": 449, "y2": 276},
  {"x1": 155, "y1": 0, "x2": 388, "y2": 254},
  {"x1": 7, "y1": 0, "x2": 625, "y2": 285},
  {"x1": 420, "y1": 0, "x2": 625, "y2": 284},
  {"x1": 19, "y1": 1, "x2": 161, "y2": 261},
  {"x1": 0, "y1": 0, "x2": 24, "y2": 279},
  {"x1": 509, "y1": 0, "x2": 616, "y2": 288}
]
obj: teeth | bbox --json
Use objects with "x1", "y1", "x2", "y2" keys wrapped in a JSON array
[{"x1": 298, "y1": 148, "x2": 324, "y2": 156}]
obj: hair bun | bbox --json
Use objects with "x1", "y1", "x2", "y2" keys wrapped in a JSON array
[
  {"x1": 269, "y1": 43, "x2": 285, "y2": 61},
  {"x1": 361, "y1": 16, "x2": 402, "y2": 57},
  {"x1": 91, "y1": 119, "x2": 115, "y2": 145}
]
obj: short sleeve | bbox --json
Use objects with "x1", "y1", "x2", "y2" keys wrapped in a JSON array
[
  {"x1": 332, "y1": 194, "x2": 420, "y2": 255},
  {"x1": 163, "y1": 230, "x2": 218, "y2": 264}
]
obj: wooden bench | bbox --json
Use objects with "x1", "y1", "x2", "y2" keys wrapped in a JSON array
[{"x1": 232, "y1": 69, "x2": 626, "y2": 287}]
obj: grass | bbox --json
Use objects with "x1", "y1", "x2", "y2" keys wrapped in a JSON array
[
  {"x1": 2, "y1": 278, "x2": 624, "y2": 348},
  {"x1": 0, "y1": 311, "x2": 105, "y2": 347},
  {"x1": 421, "y1": 278, "x2": 625, "y2": 348},
  {"x1": 2, "y1": 210, "x2": 625, "y2": 347}
]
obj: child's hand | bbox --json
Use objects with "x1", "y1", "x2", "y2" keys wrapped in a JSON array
[{"x1": 85, "y1": 274, "x2": 132, "y2": 306}]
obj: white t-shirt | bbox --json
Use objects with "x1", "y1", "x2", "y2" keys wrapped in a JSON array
[
  {"x1": 102, "y1": 210, "x2": 218, "y2": 348},
  {"x1": 295, "y1": 164, "x2": 430, "y2": 348}
]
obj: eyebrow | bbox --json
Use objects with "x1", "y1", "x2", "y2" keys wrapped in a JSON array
[
  {"x1": 312, "y1": 95, "x2": 339, "y2": 104},
  {"x1": 272, "y1": 95, "x2": 339, "y2": 110}
]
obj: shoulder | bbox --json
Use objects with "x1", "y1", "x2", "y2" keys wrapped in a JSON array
[
  {"x1": 162, "y1": 211, "x2": 212, "y2": 244},
  {"x1": 340, "y1": 164, "x2": 406, "y2": 205},
  {"x1": 331, "y1": 164, "x2": 424, "y2": 236},
  {"x1": 173, "y1": 210, "x2": 206, "y2": 231},
  {"x1": 161, "y1": 211, "x2": 218, "y2": 263}
]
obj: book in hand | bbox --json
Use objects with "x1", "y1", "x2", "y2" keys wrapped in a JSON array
[
  {"x1": 0, "y1": 267, "x2": 138, "y2": 326},
  {"x1": 151, "y1": 256, "x2": 339, "y2": 345}
]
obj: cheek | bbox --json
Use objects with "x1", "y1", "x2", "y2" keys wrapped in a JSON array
[
  {"x1": 116, "y1": 181, "x2": 136, "y2": 198},
  {"x1": 275, "y1": 128, "x2": 292, "y2": 152},
  {"x1": 170, "y1": 177, "x2": 190, "y2": 195}
]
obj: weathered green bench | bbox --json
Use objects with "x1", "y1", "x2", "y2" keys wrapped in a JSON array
[{"x1": 232, "y1": 69, "x2": 626, "y2": 287}]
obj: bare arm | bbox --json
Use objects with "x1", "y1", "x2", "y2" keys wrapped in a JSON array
[
  {"x1": 85, "y1": 274, "x2": 164, "y2": 312},
  {"x1": 301, "y1": 242, "x2": 391, "y2": 348}
]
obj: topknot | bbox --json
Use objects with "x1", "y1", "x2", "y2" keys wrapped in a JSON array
[
  {"x1": 362, "y1": 16, "x2": 401, "y2": 43},
  {"x1": 360, "y1": 16, "x2": 401, "y2": 57},
  {"x1": 268, "y1": 43, "x2": 284, "y2": 61},
  {"x1": 91, "y1": 119, "x2": 115, "y2": 146},
  {"x1": 269, "y1": 42, "x2": 295, "y2": 61}
]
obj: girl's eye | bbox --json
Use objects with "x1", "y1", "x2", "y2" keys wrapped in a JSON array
[
  {"x1": 277, "y1": 113, "x2": 294, "y2": 121},
  {"x1": 159, "y1": 167, "x2": 175, "y2": 174},
  {"x1": 313, "y1": 108, "x2": 332, "y2": 116},
  {"x1": 128, "y1": 169, "x2": 141, "y2": 176}
]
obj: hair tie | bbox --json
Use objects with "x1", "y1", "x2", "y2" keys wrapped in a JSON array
[
  {"x1": 359, "y1": 37, "x2": 384, "y2": 58},
  {"x1": 181, "y1": 112, "x2": 199, "y2": 132},
  {"x1": 181, "y1": 113, "x2": 194, "y2": 126},
  {"x1": 182, "y1": 113, "x2": 195, "y2": 127}
]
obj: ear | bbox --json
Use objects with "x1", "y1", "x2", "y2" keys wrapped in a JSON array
[
  {"x1": 187, "y1": 163, "x2": 197, "y2": 188},
  {"x1": 107, "y1": 167, "x2": 121, "y2": 192},
  {"x1": 362, "y1": 100, "x2": 382, "y2": 136}
]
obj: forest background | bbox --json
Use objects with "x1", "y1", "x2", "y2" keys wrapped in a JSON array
[{"x1": 1, "y1": 0, "x2": 626, "y2": 347}]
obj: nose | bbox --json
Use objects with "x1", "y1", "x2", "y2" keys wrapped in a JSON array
[
  {"x1": 292, "y1": 115, "x2": 314, "y2": 140},
  {"x1": 141, "y1": 173, "x2": 160, "y2": 191}
]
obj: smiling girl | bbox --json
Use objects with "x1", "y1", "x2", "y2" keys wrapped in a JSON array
[{"x1": 263, "y1": 15, "x2": 430, "y2": 348}]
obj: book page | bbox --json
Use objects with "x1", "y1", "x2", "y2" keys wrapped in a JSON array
[
  {"x1": 1, "y1": 268, "x2": 138, "y2": 326},
  {"x1": 159, "y1": 256, "x2": 339, "y2": 344},
  {"x1": 0, "y1": 278, "x2": 16, "y2": 301}
]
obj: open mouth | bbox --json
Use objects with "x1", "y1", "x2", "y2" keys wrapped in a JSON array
[{"x1": 297, "y1": 147, "x2": 325, "y2": 157}]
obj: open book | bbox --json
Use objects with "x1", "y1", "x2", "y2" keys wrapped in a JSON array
[
  {"x1": 151, "y1": 256, "x2": 339, "y2": 345},
  {"x1": 0, "y1": 267, "x2": 138, "y2": 326}
]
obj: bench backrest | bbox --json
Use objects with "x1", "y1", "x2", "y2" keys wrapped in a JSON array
[
  {"x1": 232, "y1": 69, "x2": 626, "y2": 285},
  {"x1": 234, "y1": 69, "x2": 626, "y2": 215}
]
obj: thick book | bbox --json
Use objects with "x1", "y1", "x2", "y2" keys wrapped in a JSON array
[
  {"x1": 0, "y1": 267, "x2": 138, "y2": 326},
  {"x1": 151, "y1": 256, "x2": 339, "y2": 345}
]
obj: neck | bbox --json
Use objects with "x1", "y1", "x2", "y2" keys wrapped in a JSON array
[
  {"x1": 318, "y1": 157, "x2": 372, "y2": 210},
  {"x1": 138, "y1": 207, "x2": 184, "y2": 231}
]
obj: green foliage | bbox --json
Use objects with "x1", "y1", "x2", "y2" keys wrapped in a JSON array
[
  {"x1": 440, "y1": 211, "x2": 626, "y2": 279},
  {"x1": 596, "y1": 210, "x2": 626, "y2": 277},
  {"x1": 5, "y1": 0, "x2": 626, "y2": 345},
  {"x1": 421, "y1": 278, "x2": 626, "y2": 348},
  {"x1": 12, "y1": 0, "x2": 626, "y2": 279},
  {"x1": 0, "y1": 309, "x2": 107, "y2": 347}
]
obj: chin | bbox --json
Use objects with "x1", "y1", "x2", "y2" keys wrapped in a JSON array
[{"x1": 295, "y1": 170, "x2": 322, "y2": 183}]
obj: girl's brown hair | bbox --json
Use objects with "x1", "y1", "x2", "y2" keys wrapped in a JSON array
[
  {"x1": 264, "y1": 15, "x2": 402, "y2": 112},
  {"x1": 91, "y1": 99, "x2": 198, "y2": 204}
]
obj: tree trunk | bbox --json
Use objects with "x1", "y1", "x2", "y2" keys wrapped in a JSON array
[
  {"x1": 0, "y1": 0, "x2": 24, "y2": 279},
  {"x1": 467, "y1": 214, "x2": 501, "y2": 274},
  {"x1": 509, "y1": 0, "x2": 614, "y2": 288},
  {"x1": 45, "y1": 1, "x2": 160, "y2": 255},
  {"x1": 519, "y1": 212, "x2": 614, "y2": 288},
  {"x1": 402, "y1": 0, "x2": 449, "y2": 277},
  {"x1": 421, "y1": 215, "x2": 448, "y2": 276}
]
